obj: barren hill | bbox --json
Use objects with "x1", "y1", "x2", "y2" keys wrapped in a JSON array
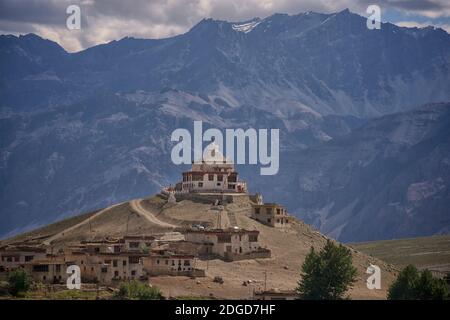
[{"x1": 0, "y1": 194, "x2": 398, "y2": 299}]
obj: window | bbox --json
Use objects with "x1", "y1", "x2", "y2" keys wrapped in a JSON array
[
  {"x1": 208, "y1": 174, "x2": 214, "y2": 181},
  {"x1": 165, "y1": 260, "x2": 168, "y2": 265},
  {"x1": 198, "y1": 182, "x2": 203, "y2": 187},
  {"x1": 217, "y1": 175, "x2": 223, "y2": 181},
  {"x1": 129, "y1": 242, "x2": 139, "y2": 248},
  {"x1": 55, "y1": 264, "x2": 61, "y2": 272},
  {"x1": 33, "y1": 265, "x2": 49, "y2": 272},
  {"x1": 114, "y1": 271, "x2": 119, "y2": 277},
  {"x1": 25, "y1": 255, "x2": 34, "y2": 262},
  {"x1": 249, "y1": 234, "x2": 258, "y2": 242},
  {"x1": 129, "y1": 256, "x2": 140, "y2": 264},
  {"x1": 131, "y1": 270, "x2": 136, "y2": 276},
  {"x1": 94, "y1": 247, "x2": 100, "y2": 253},
  {"x1": 255, "y1": 208, "x2": 260, "y2": 214},
  {"x1": 277, "y1": 208, "x2": 281, "y2": 214},
  {"x1": 157, "y1": 259, "x2": 160, "y2": 265},
  {"x1": 113, "y1": 260, "x2": 118, "y2": 267},
  {"x1": 217, "y1": 234, "x2": 232, "y2": 243},
  {"x1": 183, "y1": 260, "x2": 190, "y2": 266},
  {"x1": 123, "y1": 260, "x2": 127, "y2": 266},
  {"x1": 101, "y1": 267, "x2": 107, "y2": 273}
]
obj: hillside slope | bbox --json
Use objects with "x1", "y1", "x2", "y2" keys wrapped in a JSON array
[
  {"x1": 0, "y1": 195, "x2": 398, "y2": 299},
  {"x1": 275, "y1": 102, "x2": 450, "y2": 242},
  {"x1": 350, "y1": 235, "x2": 450, "y2": 272}
]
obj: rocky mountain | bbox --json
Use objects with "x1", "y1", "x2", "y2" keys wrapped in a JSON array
[
  {"x1": 275, "y1": 103, "x2": 450, "y2": 242},
  {"x1": 0, "y1": 9, "x2": 449, "y2": 240}
]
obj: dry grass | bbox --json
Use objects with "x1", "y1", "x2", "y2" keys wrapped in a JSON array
[{"x1": 349, "y1": 235, "x2": 450, "y2": 272}]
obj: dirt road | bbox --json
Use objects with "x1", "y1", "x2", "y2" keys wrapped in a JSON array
[
  {"x1": 43, "y1": 202, "x2": 124, "y2": 245},
  {"x1": 130, "y1": 199, "x2": 177, "y2": 228}
]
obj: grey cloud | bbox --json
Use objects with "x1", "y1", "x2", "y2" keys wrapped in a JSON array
[
  {"x1": 0, "y1": 0, "x2": 448, "y2": 52},
  {"x1": 359, "y1": 0, "x2": 449, "y2": 11},
  {"x1": 0, "y1": 0, "x2": 68, "y2": 25}
]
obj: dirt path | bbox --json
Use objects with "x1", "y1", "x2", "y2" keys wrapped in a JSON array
[
  {"x1": 130, "y1": 199, "x2": 178, "y2": 228},
  {"x1": 43, "y1": 202, "x2": 124, "y2": 245}
]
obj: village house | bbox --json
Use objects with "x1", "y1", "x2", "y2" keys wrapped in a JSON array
[
  {"x1": 23, "y1": 255, "x2": 75, "y2": 284},
  {"x1": 184, "y1": 228, "x2": 271, "y2": 261},
  {"x1": 77, "y1": 238, "x2": 125, "y2": 254},
  {"x1": 123, "y1": 235, "x2": 156, "y2": 252},
  {"x1": 175, "y1": 143, "x2": 247, "y2": 194},
  {"x1": 64, "y1": 249, "x2": 146, "y2": 285},
  {"x1": 0, "y1": 246, "x2": 47, "y2": 273},
  {"x1": 251, "y1": 203, "x2": 290, "y2": 228},
  {"x1": 253, "y1": 289, "x2": 298, "y2": 300},
  {"x1": 143, "y1": 250, "x2": 204, "y2": 277},
  {"x1": 0, "y1": 232, "x2": 206, "y2": 285}
]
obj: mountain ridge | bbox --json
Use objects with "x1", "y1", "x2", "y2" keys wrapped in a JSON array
[{"x1": 1, "y1": 9, "x2": 450, "y2": 241}]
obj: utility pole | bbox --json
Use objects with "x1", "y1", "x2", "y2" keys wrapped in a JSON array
[
  {"x1": 264, "y1": 270, "x2": 267, "y2": 292},
  {"x1": 125, "y1": 212, "x2": 138, "y2": 236}
]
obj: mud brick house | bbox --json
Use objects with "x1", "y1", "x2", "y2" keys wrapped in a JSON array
[
  {"x1": 0, "y1": 246, "x2": 47, "y2": 273},
  {"x1": 66, "y1": 248, "x2": 146, "y2": 284},
  {"x1": 143, "y1": 251, "x2": 204, "y2": 277},
  {"x1": 184, "y1": 228, "x2": 271, "y2": 261},
  {"x1": 254, "y1": 289, "x2": 298, "y2": 300},
  {"x1": 251, "y1": 203, "x2": 290, "y2": 228},
  {"x1": 23, "y1": 256, "x2": 74, "y2": 284}
]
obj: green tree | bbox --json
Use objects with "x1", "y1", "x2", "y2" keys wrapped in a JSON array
[
  {"x1": 297, "y1": 240, "x2": 357, "y2": 300},
  {"x1": 117, "y1": 280, "x2": 163, "y2": 300},
  {"x1": 8, "y1": 269, "x2": 31, "y2": 297},
  {"x1": 388, "y1": 265, "x2": 448, "y2": 300}
]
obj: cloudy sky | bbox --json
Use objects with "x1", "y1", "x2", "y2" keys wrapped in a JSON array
[{"x1": 1, "y1": 0, "x2": 449, "y2": 52}]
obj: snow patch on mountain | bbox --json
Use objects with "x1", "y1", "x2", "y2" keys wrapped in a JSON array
[{"x1": 232, "y1": 19, "x2": 261, "y2": 33}]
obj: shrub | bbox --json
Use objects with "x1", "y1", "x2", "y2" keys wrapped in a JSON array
[
  {"x1": 117, "y1": 280, "x2": 163, "y2": 300},
  {"x1": 8, "y1": 269, "x2": 31, "y2": 297}
]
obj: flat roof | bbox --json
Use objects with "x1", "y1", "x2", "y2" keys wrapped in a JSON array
[{"x1": 185, "y1": 228, "x2": 259, "y2": 235}]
